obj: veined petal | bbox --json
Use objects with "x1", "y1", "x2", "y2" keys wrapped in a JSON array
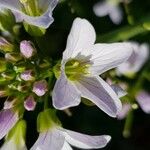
[
  {"x1": 109, "y1": 5, "x2": 122, "y2": 24},
  {"x1": 0, "y1": 109, "x2": 18, "y2": 140},
  {"x1": 52, "y1": 72, "x2": 81, "y2": 110},
  {"x1": 0, "y1": 0, "x2": 58, "y2": 28},
  {"x1": 110, "y1": 84, "x2": 127, "y2": 98},
  {"x1": 89, "y1": 43, "x2": 133, "y2": 75},
  {"x1": 75, "y1": 76, "x2": 122, "y2": 117},
  {"x1": 136, "y1": 91, "x2": 150, "y2": 114},
  {"x1": 61, "y1": 129, "x2": 111, "y2": 149},
  {"x1": 30, "y1": 129, "x2": 65, "y2": 150},
  {"x1": 62, "y1": 142, "x2": 73, "y2": 150},
  {"x1": 63, "y1": 18, "x2": 96, "y2": 60}
]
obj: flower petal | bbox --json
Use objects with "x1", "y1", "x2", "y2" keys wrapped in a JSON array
[
  {"x1": 52, "y1": 72, "x2": 81, "y2": 110},
  {"x1": 93, "y1": 1, "x2": 110, "y2": 17},
  {"x1": 75, "y1": 76, "x2": 122, "y2": 117},
  {"x1": 109, "y1": 5, "x2": 122, "y2": 24},
  {"x1": 117, "y1": 103, "x2": 131, "y2": 120},
  {"x1": 116, "y1": 42, "x2": 149, "y2": 75},
  {"x1": 136, "y1": 91, "x2": 150, "y2": 114},
  {"x1": 110, "y1": 84, "x2": 127, "y2": 98},
  {"x1": 89, "y1": 43, "x2": 133, "y2": 75},
  {"x1": 61, "y1": 129, "x2": 111, "y2": 149},
  {"x1": 62, "y1": 141, "x2": 73, "y2": 150},
  {"x1": 0, "y1": 0, "x2": 58, "y2": 28},
  {"x1": 63, "y1": 18, "x2": 96, "y2": 60},
  {"x1": 30, "y1": 129, "x2": 65, "y2": 150},
  {"x1": 1, "y1": 139, "x2": 27, "y2": 150},
  {"x1": 0, "y1": 109, "x2": 18, "y2": 140}
]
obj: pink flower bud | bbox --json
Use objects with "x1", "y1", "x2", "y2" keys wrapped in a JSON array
[
  {"x1": 20, "y1": 40, "x2": 36, "y2": 58},
  {"x1": 32, "y1": 80, "x2": 48, "y2": 96},
  {"x1": 20, "y1": 70, "x2": 35, "y2": 81},
  {"x1": 0, "y1": 90, "x2": 7, "y2": 97},
  {"x1": 24, "y1": 95, "x2": 36, "y2": 111}
]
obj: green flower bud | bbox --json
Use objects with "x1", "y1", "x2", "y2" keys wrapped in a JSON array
[
  {"x1": 5, "y1": 53, "x2": 22, "y2": 63},
  {"x1": 1, "y1": 71, "x2": 16, "y2": 81},
  {"x1": 14, "y1": 65, "x2": 26, "y2": 73},
  {"x1": 0, "y1": 37, "x2": 14, "y2": 52},
  {"x1": 0, "y1": 58, "x2": 8, "y2": 73}
]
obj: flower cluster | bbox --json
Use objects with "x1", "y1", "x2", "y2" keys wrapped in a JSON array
[{"x1": 0, "y1": 0, "x2": 149, "y2": 150}]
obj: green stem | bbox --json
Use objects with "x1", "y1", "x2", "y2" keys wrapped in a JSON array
[
  {"x1": 123, "y1": 110, "x2": 133, "y2": 138},
  {"x1": 97, "y1": 16, "x2": 150, "y2": 42},
  {"x1": 97, "y1": 24, "x2": 146, "y2": 42},
  {"x1": 44, "y1": 76, "x2": 54, "y2": 109}
]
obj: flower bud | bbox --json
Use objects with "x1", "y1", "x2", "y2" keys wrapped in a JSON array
[
  {"x1": 24, "y1": 95, "x2": 36, "y2": 111},
  {"x1": 20, "y1": 70, "x2": 35, "y2": 81},
  {"x1": 1, "y1": 71, "x2": 16, "y2": 81},
  {"x1": 0, "y1": 37, "x2": 14, "y2": 52},
  {"x1": 0, "y1": 58, "x2": 8, "y2": 73},
  {"x1": 5, "y1": 53, "x2": 22, "y2": 62},
  {"x1": 20, "y1": 40, "x2": 36, "y2": 59},
  {"x1": 0, "y1": 90, "x2": 7, "y2": 97},
  {"x1": 4, "y1": 98, "x2": 18, "y2": 109},
  {"x1": 32, "y1": 80, "x2": 48, "y2": 96}
]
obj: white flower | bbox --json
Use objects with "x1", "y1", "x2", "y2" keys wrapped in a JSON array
[
  {"x1": 31, "y1": 127, "x2": 111, "y2": 150},
  {"x1": 0, "y1": 0, "x2": 59, "y2": 28},
  {"x1": 116, "y1": 42, "x2": 149, "y2": 76},
  {"x1": 52, "y1": 18, "x2": 133, "y2": 117},
  {"x1": 93, "y1": 0, "x2": 123, "y2": 24}
]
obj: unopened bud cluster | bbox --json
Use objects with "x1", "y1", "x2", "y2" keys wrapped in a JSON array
[{"x1": 0, "y1": 39, "x2": 51, "y2": 111}]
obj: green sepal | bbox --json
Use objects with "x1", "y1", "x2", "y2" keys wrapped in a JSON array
[
  {"x1": 37, "y1": 109, "x2": 61, "y2": 132},
  {"x1": 23, "y1": 22, "x2": 46, "y2": 37},
  {"x1": 1, "y1": 71, "x2": 16, "y2": 81},
  {"x1": 6, "y1": 120, "x2": 26, "y2": 145},
  {"x1": 0, "y1": 10, "x2": 16, "y2": 32},
  {"x1": 53, "y1": 61, "x2": 61, "y2": 79},
  {"x1": 0, "y1": 58, "x2": 9, "y2": 73},
  {"x1": 82, "y1": 98, "x2": 95, "y2": 106}
]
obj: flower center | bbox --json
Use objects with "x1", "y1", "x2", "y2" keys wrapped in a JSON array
[
  {"x1": 65, "y1": 59, "x2": 90, "y2": 81},
  {"x1": 20, "y1": 0, "x2": 42, "y2": 16}
]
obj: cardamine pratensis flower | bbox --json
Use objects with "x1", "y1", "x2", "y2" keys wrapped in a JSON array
[
  {"x1": 31, "y1": 109, "x2": 111, "y2": 150},
  {"x1": 116, "y1": 42, "x2": 149, "y2": 77},
  {"x1": 52, "y1": 17, "x2": 133, "y2": 117},
  {"x1": 93, "y1": 0, "x2": 123, "y2": 24},
  {"x1": 0, "y1": 0, "x2": 59, "y2": 28}
]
